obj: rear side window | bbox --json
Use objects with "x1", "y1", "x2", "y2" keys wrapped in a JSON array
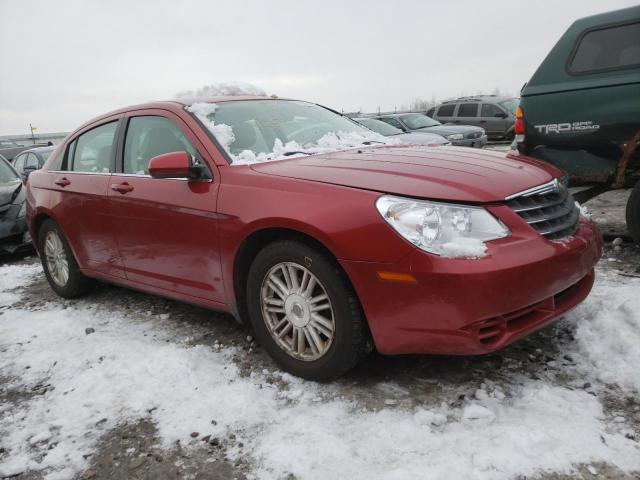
[
  {"x1": 426, "y1": 107, "x2": 435, "y2": 118},
  {"x1": 437, "y1": 104, "x2": 455, "y2": 117},
  {"x1": 481, "y1": 104, "x2": 504, "y2": 117},
  {"x1": 570, "y1": 22, "x2": 640, "y2": 74},
  {"x1": 123, "y1": 116, "x2": 196, "y2": 175},
  {"x1": 70, "y1": 122, "x2": 118, "y2": 173},
  {"x1": 457, "y1": 103, "x2": 478, "y2": 117}
]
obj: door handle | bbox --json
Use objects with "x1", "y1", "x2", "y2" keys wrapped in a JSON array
[
  {"x1": 479, "y1": 120, "x2": 487, "y2": 124},
  {"x1": 111, "y1": 182, "x2": 134, "y2": 194},
  {"x1": 54, "y1": 178, "x2": 71, "y2": 187}
]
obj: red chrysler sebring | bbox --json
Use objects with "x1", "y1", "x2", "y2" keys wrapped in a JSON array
[{"x1": 26, "y1": 96, "x2": 602, "y2": 380}]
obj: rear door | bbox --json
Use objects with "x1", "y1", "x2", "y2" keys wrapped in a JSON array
[
  {"x1": 107, "y1": 111, "x2": 225, "y2": 303},
  {"x1": 455, "y1": 103, "x2": 480, "y2": 127},
  {"x1": 480, "y1": 103, "x2": 508, "y2": 136},
  {"x1": 47, "y1": 119, "x2": 125, "y2": 278}
]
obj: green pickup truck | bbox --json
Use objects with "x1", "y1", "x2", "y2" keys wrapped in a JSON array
[{"x1": 516, "y1": 5, "x2": 640, "y2": 242}]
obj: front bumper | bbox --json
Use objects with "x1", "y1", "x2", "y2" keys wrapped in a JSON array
[
  {"x1": 340, "y1": 217, "x2": 602, "y2": 355},
  {"x1": 452, "y1": 134, "x2": 488, "y2": 148}
]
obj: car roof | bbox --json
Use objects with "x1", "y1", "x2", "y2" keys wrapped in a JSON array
[
  {"x1": 23, "y1": 145, "x2": 55, "y2": 154},
  {"x1": 71, "y1": 96, "x2": 289, "y2": 134}
]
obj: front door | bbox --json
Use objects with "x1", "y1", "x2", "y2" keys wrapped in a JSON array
[
  {"x1": 107, "y1": 112, "x2": 225, "y2": 303},
  {"x1": 480, "y1": 103, "x2": 507, "y2": 137}
]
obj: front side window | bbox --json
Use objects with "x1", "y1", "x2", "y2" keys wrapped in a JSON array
[
  {"x1": 26, "y1": 153, "x2": 39, "y2": 169},
  {"x1": 71, "y1": 122, "x2": 118, "y2": 173},
  {"x1": 570, "y1": 22, "x2": 640, "y2": 73},
  {"x1": 457, "y1": 103, "x2": 479, "y2": 117},
  {"x1": 123, "y1": 116, "x2": 197, "y2": 175},
  {"x1": 481, "y1": 103, "x2": 504, "y2": 118},
  {"x1": 400, "y1": 114, "x2": 441, "y2": 129},
  {"x1": 437, "y1": 104, "x2": 455, "y2": 117}
]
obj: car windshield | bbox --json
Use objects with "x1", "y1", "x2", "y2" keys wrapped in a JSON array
[
  {"x1": 0, "y1": 158, "x2": 19, "y2": 183},
  {"x1": 188, "y1": 100, "x2": 393, "y2": 165},
  {"x1": 400, "y1": 114, "x2": 441, "y2": 129},
  {"x1": 499, "y1": 99, "x2": 519, "y2": 115},
  {"x1": 355, "y1": 118, "x2": 403, "y2": 136}
]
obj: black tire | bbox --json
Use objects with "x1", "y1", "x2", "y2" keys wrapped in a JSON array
[
  {"x1": 38, "y1": 219, "x2": 92, "y2": 298},
  {"x1": 246, "y1": 240, "x2": 370, "y2": 381},
  {"x1": 627, "y1": 182, "x2": 640, "y2": 244}
]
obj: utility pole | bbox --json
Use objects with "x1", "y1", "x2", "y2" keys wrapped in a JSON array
[{"x1": 29, "y1": 124, "x2": 37, "y2": 144}]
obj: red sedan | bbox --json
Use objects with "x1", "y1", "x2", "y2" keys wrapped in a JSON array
[{"x1": 26, "y1": 96, "x2": 602, "y2": 380}]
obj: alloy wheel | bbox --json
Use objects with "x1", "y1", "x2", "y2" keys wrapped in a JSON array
[
  {"x1": 44, "y1": 230, "x2": 69, "y2": 287},
  {"x1": 260, "y1": 262, "x2": 336, "y2": 361}
]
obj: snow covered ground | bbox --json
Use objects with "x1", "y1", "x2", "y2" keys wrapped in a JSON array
[{"x1": 1, "y1": 211, "x2": 639, "y2": 479}]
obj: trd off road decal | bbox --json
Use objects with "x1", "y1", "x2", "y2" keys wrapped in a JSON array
[{"x1": 534, "y1": 121, "x2": 600, "y2": 134}]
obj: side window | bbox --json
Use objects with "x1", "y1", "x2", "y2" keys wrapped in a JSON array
[
  {"x1": 481, "y1": 104, "x2": 504, "y2": 118},
  {"x1": 72, "y1": 122, "x2": 118, "y2": 173},
  {"x1": 570, "y1": 22, "x2": 640, "y2": 73},
  {"x1": 379, "y1": 117, "x2": 404, "y2": 129},
  {"x1": 124, "y1": 116, "x2": 196, "y2": 175},
  {"x1": 457, "y1": 103, "x2": 479, "y2": 117},
  {"x1": 13, "y1": 154, "x2": 26, "y2": 174},
  {"x1": 26, "y1": 153, "x2": 39, "y2": 169},
  {"x1": 437, "y1": 104, "x2": 455, "y2": 117}
]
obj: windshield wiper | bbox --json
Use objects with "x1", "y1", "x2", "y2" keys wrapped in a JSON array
[
  {"x1": 361, "y1": 140, "x2": 385, "y2": 145},
  {"x1": 283, "y1": 151, "x2": 313, "y2": 156}
]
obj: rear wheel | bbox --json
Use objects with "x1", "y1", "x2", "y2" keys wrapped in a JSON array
[
  {"x1": 38, "y1": 219, "x2": 92, "y2": 298},
  {"x1": 626, "y1": 182, "x2": 640, "y2": 244},
  {"x1": 246, "y1": 240, "x2": 369, "y2": 381}
]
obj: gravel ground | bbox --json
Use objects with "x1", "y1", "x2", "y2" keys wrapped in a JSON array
[{"x1": 1, "y1": 187, "x2": 639, "y2": 480}]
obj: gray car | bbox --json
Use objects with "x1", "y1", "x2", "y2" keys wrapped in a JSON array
[
  {"x1": 429, "y1": 96, "x2": 518, "y2": 140},
  {"x1": 12, "y1": 145, "x2": 55, "y2": 181},
  {"x1": 376, "y1": 113, "x2": 487, "y2": 148},
  {"x1": 353, "y1": 117, "x2": 450, "y2": 146}
]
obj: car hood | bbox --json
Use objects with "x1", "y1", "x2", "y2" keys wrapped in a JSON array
[
  {"x1": 0, "y1": 180, "x2": 22, "y2": 206},
  {"x1": 416, "y1": 124, "x2": 482, "y2": 135},
  {"x1": 249, "y1": 145, "x2": 561, "y2": 203}
]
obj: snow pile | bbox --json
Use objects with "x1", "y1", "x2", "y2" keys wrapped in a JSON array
[
  {"x1": 186, "y1": 101, "x2": 399, "y2": 165},
  {"x1": 575, "y1": 201, "x2": 591, "y2": 218},
  {"x1": 0, "y1": 263, "x2": 41, "y2": 306},
  {"x1": 568, "y1": 271, "x2": 640, "y2": 392},
  {"x1": 440, "y1": 237, "x2": 487, "y2": 259},
  {"x1": 186, "y1": 103, "x2": 235, "y2": 152},
  {"x1": 175, "y1": 81, "x2": 267, "y2": 98},
  {"x1": 233, "y1": 130, "x2": 399, "y2": 165},
  {"x1": 1, "y1": 262, "x2": 640, "y2": 479}
]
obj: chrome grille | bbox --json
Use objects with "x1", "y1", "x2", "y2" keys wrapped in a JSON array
[{"x1": 506, "y1": 179, "x2": 580, "y2": 241}]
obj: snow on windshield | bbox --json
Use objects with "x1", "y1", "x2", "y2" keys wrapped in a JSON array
[
  {"x1": 175, "y1": 81, "x2": 267, "y2": 98},
  {"x1": 187, "y1": 101, "x2": 399, "y2": 165}
]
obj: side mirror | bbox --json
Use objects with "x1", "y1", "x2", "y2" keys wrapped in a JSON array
[
  {"x1": 495, "y1": 112, "x2": 508, "y2": 119},
  {"x1": 148, "y1": 151, "x2": 210, "y2": 180}
]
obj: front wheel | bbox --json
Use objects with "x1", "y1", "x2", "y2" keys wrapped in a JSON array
[
  {"x1": 246, "y1": 240, "x2": 369, "y2": 381},
  {"x1": 626, "y1": 182, "x2": 640, "y2": 244}
]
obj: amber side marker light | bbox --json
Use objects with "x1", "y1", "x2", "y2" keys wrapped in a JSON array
[
  {"x1": 377, "y1": 271, "x2": 418, "y2": 283},
  {"x1": 515, "y1": 106, "x2": 525, "y2": 143}
]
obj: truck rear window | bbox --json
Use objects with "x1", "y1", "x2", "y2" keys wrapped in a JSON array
[{"x1": 570, "y1": 21, "x2": 640, "y2": 74}]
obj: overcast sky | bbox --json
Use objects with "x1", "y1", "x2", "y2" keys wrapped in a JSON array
[{"x1": 0, "y1": 0, "x2": 635, "y2": 135}]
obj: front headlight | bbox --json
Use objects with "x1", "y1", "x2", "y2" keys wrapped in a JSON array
[
  {"x1": 445, "y1": 133, "x2": 464, "y2": 141},
  {"x1": 18, "y1": 203, "x2": 26, "y2": 218},
  {"x1": 376, "y1": 195, "x2": 510, "y2": 258}
]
